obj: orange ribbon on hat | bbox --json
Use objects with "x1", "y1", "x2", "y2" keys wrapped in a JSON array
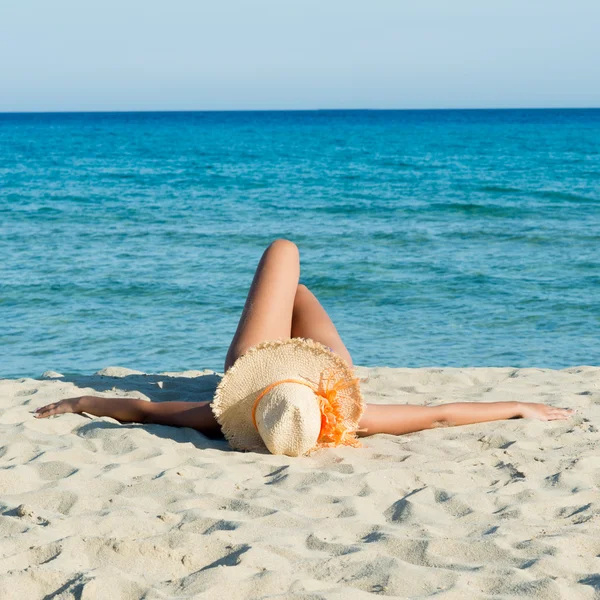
[{"x1": 251, "y1": 370, "x2": 362, "y2": 448}]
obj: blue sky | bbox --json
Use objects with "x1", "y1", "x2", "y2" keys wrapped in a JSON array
[{"x1": 1, "y1": 0, "x2": 599, "y2": 111}]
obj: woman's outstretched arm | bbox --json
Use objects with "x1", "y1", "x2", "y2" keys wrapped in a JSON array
[
  {"x1": 358, "y1": 401, "x2": 575, "y2": 437},
  {"x1": 34, "y1": 396, "x2": 222, "y2": 435},
  {"x1": 36, "y1": 397, "x2": 575, "y2": 439}
]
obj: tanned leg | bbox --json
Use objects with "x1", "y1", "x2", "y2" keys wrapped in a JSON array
[
  {"x1": 224, "y1": 239, "x2": 300, "y2": 371},
  {"x1": 290, "y1": 284, "x2": 353, "y2": 367}
]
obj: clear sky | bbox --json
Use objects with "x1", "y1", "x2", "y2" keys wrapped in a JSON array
[{"x1": 1, "y1": 0, "x2": 599, "y2": 112}]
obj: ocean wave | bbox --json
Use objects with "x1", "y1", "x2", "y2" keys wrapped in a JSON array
[
  {"x1": 531, "y1": 189, "x2": 599, "y2": 203},
  {"x1": 425, "y1": 202, "x2": 518, "y2": 217},
  {"x1": 476, "y1": 185, "x2": 522, "y2": 194}
]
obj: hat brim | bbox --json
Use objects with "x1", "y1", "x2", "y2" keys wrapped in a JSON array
[{"x1": 211, "y1": 338, "x2": 364, "y2": 453}]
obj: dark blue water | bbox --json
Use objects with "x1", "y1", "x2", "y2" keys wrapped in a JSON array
[{"x1": 1, "y1": 109, "x2": 599, "y2": 378}]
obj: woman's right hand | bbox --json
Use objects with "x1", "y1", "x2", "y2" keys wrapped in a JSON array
[{"x1": 34, "y1": 397, "x2": 85, "y2": 419}]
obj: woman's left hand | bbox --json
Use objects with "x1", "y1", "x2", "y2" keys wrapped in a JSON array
[{"x1": 518, "y1": 402, "x2": 576, "y2": 421}]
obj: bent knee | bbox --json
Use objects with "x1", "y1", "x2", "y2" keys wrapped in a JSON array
[{"x1": 268, "y1": 238, "x2": 299, "y2": 257}]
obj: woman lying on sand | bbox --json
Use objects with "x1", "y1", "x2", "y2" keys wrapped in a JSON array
[{"x1": 35, "y1": 239, "x2": 575, "y2": 456}]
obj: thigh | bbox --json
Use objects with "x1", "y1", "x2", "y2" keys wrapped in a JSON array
[
  {"x1": 225, "y1": 239, "x2": 300, "y2": 371},
  {"x1": 291, "y1": 284, "x2": 353, "y2": 367}
]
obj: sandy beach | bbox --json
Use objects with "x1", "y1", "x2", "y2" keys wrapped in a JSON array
[{"x1": 1, "y1": 365, "x2": 598, "y2": 599}]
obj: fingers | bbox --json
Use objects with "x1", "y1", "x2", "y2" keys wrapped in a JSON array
[
  {"x1": 33, "y1": 396, "x2": 84, "y2": 419},
  {"x1": 33, "y1": 403, "x2": 59, "y2": 418},
  {"x1": 546, "y1": 407, "x2": 576, "y2": 421},
  {"x1": 34, "y1": 402, "x2": 69, "y2": 419}
]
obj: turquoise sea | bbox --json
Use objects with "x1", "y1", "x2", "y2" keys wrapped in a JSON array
[{"x1": 1, "y1": 109, "x2": 599, "y2": 378}]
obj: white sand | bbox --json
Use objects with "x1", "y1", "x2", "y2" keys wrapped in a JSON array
[{"x1": 0, "y1": 366, "x2": 598, "y2": 599}]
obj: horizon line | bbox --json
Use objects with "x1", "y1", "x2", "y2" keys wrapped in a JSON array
[{"x1": 1, "y1": 106, "x2": 599, "y2": 116}]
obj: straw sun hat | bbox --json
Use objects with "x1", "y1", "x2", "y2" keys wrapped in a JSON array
[{"x1": 211, "y1": 338, "x2": 364, "y2": 456}]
